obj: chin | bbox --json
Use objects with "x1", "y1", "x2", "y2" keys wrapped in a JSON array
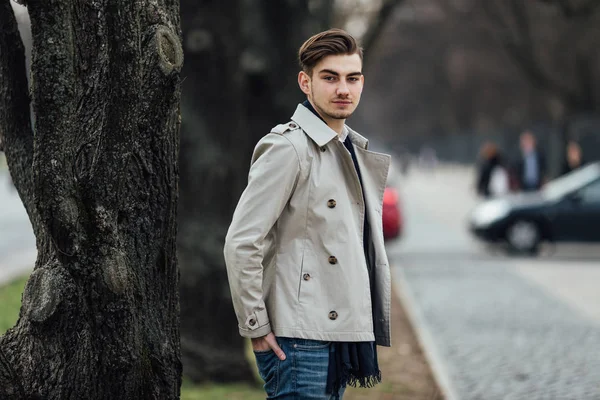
[
  {"x1": 325, "y1": 107, "x2": 355, "y2": 119},
  {"x1": 331, "y1": 111, "x2": 353, "y2": 120}
]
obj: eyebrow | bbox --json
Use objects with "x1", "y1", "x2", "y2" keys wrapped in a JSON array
[{"x1": 319, "y1": 69, "x2": 363, "y2": 77}]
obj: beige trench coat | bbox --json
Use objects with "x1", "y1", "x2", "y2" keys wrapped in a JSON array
[{"x1": 224, "y1": 104, "x2": 392, "y2": 346}]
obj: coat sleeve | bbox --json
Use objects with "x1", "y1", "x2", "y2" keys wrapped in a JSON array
[{"x1": 223, "y1": 132, "x2": 301, "y2": 338}]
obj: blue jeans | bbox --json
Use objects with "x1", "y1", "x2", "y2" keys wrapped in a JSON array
[{"x1": 253, "y1": 337, "x2": 346, "y2": 399}]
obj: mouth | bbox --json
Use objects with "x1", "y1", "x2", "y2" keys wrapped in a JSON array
[{"x1": 332, "y1": 100, "x2": 352, "y2": 105}]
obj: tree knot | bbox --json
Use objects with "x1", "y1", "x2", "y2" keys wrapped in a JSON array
[
  {"x1": 21, "y1": 264, "x2": 66, "y2": 324},
  {"x1": 155, "y1": 26, "x2": 183, "y2": 75},
  {"x1": 102, "y1": 249, "x2": 129, "y2": 294}
]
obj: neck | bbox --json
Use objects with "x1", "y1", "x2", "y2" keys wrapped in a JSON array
[
  {"x1": 326, "y1": 119, "x2": 345, "y2": 136},
  {"x1": 307, "y1": 99, "x2": 346, "y2": 136}
]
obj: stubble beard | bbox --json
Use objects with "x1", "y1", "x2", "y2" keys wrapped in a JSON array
[{"x1": 313, "y1": 98, "x2": 355, "y2": 120}]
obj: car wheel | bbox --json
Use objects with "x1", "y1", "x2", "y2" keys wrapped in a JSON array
[{"x1": 505, "y1": 220, "x2": 540, "y2": 255}]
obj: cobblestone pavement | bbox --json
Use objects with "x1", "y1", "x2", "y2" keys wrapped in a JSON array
[
  {"x1": 395, "y1": 165, "x2": 600, "y2": 400},
  {"x1": 400, "y1": 259, "x2": 600, "y2": 400}
]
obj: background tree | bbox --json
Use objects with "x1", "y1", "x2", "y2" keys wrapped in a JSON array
[
  {"x1": 351, "y1": 0, "x2": 600, "y2": 165},
  {"x1": 481, "y1": 0, "x2": 600, "y2": 120},
  {"x1": 0, "y1": 0, "x2": 183, "y2": 398},
  {"x1": 481, "y1": 0, "x2": 600, "y2": 171}
]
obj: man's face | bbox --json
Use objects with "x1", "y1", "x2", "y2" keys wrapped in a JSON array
[
  {"x1": 520, "y1": 132, "x2": 535, "y2": 153},
  {"x1": 567, "y1": 142, "x2": 581, "y2": 161},
  {"x1": 298, "y1": 53, "x2": 364, "y2": 122}
]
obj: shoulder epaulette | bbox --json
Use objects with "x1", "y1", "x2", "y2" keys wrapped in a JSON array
[{"x1": 270, "y1": 121, "x2": 300, "y2": 135}]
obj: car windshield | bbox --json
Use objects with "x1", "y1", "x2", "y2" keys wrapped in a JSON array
[{"x1": 543, "y1": 163, "x2": 600, "y2": 200}]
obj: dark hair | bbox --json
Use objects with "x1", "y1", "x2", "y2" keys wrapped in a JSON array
[{"x1": 298, "y1": 28, "x2": 363, "y2": 76}]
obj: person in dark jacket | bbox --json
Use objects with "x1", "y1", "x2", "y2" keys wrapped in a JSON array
[
  {"x1": 476, "y1": 142, "x2": 508, "y2": 198},
  {"x1": 511, "y1": 131, "x2": 547, "y2": 192}
]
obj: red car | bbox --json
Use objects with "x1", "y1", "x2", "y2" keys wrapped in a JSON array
[{"x1": 382, "y1": 187, "x2": 402, "y2": 240}]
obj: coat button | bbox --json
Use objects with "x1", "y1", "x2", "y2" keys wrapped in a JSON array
[
  {"x1": 327, "y1": 199, "x2": 337, "y2": 208},
  {"x1": 303, "y1": 273, "x2": 311, "y2": 281},
  {"x1": 289, "y1": 123, "x2": 297, "y2": 128},
  {"x1": 248, "y1": 318, "x2": 256, "y2": 326},
  {"x1": 328, "y1": 311, "x2": 338, "y2": 320},
  {"x1": 328, "y1": 256, "x2": 337, "y2": 265},
  {"x1": 320, "y1": 146, "x2": 326, "y2": 152}
]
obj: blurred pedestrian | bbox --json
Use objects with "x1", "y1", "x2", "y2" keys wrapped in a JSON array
[
  {"x1": 511, "y1": 130, "x2": 547, "y2": 192},
  {"x1": 224, "y1": 28, "x2": 390, "y2": 400},
  {"x1": 395, "y1": 146, "x2": 411, "y2": 175},
  {"x1": 418, "y1": 145, "x2": 437, "y2": 171},
  {"x1": 476, "y1": 142, "x2": 509, "y2": 198},
  {"x1": 561, "y1": 140, "x2": 586, "y2": 176}
]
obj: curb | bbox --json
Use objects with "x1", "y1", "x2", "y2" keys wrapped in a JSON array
[{"x1": 393, "y1": 266, "x2": 460, "y2": 400}]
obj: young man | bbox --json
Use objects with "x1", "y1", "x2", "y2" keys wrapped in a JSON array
[{"x1": 224, "y1": 28, "x2": 391, "y2": 399}]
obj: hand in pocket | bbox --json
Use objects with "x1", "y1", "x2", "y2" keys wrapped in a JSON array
[{"x1": 251, "y1": 332, "x2": 286, "y2": 360}]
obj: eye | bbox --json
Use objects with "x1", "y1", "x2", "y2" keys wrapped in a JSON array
[
  {"x1": 348, "y1": 77, "x2": 360, "y2": 82},
  {"x1": 323, "y1": 76, "x2": 336, "y2": 81}
]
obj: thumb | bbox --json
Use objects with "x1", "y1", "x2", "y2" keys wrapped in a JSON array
[{"x1": 266, "y1": 335, "x2": 286, "y2": 361}]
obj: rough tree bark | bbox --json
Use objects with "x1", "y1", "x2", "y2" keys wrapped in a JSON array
[
  {"x1": 177, "y1": 0, "x2": 332, "y2": 382},
  {"x1": 0, "y1": 0, "x2": 184, "y2": 398}
]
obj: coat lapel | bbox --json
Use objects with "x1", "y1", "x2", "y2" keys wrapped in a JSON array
[
  {"x1": 351, "y1": 134, "x2": 392, "y2": 347},
  {"x1": 353, "y1": 146, "x2": 390, "y2": 218}
]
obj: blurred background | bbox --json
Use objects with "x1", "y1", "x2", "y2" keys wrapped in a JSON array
[{"x1": 3, "y1": 0, "x2": 600, "y2": 399}]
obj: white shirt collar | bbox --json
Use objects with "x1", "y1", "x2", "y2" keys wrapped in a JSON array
[{"x1": 338, "y1": 126, "x2": 349, "y2": 143}]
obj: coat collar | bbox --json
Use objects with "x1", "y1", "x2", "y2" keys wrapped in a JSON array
[
  {"x1": 291, "y1": 104, "x2": 369, "y2": 150},
  {"x1": 346, "y1": 126, "x2": 369, "y2": 150}
]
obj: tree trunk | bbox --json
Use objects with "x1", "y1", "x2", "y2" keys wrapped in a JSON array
[
  {"x1": 0, "y1": 1, "x2": 183, "y2": 399},
  {"x1": 177, "y1": 0, "x2": 254, "y2": 383},
  {"x1": 177, "y1": 0, "x2": 330, "y2": 383}
]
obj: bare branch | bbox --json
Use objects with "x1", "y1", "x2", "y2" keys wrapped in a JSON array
[
  {"x1": 556, "y1": 0, "x2": 600, "y2": 18},
  {"x1": 481, "y1": 0, "x2": 578, "y2": 102},
  {"x1": 361, "y1": 0, "x2": 406, "y2": 57},
  {"x1": 509, "y1": 0, "x2": 533, "y2": 48},
  {"x1": 0, "y1": 0, "x2": 37, "y2": 223},
  {"x1": 480, "y1": 1, "x2": 512, "y2": 34}
]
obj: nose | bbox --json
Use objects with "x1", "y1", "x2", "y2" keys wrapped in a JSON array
[{"x1": 336, "y1": 81, "x2": 350, "y2": 97}]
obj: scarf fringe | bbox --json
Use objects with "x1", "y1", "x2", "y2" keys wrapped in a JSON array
[{"x1": 345, "y1": 370, "x2": 382, "y2": 389}]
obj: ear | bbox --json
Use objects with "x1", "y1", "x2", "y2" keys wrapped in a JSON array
[{"x1": 298, "y1": 71, "x2": 311, "y2": 96}]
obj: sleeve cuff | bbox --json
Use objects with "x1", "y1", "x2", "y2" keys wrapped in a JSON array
[{"x1": 239, "y1": 309, "x2": 271, "y2": 338}]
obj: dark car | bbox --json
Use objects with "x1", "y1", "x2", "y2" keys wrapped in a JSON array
[
  {"x1": 469, "y1": 162, "x2": 600, "y2": 254},
  {"x1": 383, "y1": 186, "x2": 403, "y2": 240}
]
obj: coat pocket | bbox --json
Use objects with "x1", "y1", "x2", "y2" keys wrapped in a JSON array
[{"x1": 296, "y1": 252, "x2": 309, "y2": 302}]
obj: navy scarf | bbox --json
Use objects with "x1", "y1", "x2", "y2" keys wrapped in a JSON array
[{"x1": 301, "y1": 101, "x2": 381, "y2": 397}]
